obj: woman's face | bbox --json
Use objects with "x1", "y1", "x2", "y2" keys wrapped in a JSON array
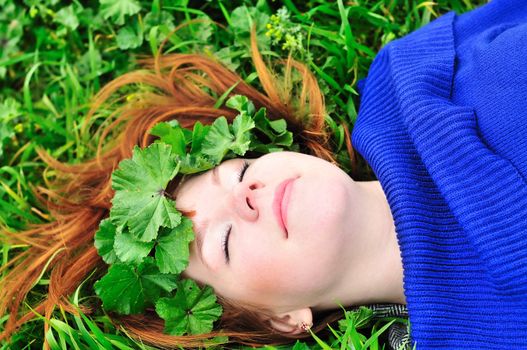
[{"x1": 175, "y1": 151, "x2": 358, "y2": 314}]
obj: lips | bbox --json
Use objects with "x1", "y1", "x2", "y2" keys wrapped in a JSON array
[{"x1": 273, "y1": 178, "x2": 296, "y2": 238}]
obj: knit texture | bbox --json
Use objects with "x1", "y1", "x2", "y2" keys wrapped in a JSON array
[{"x1": 351, "y1": 0, "x2": 527, "y2": 348}]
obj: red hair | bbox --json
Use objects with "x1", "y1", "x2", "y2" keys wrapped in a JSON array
[{"x1": 0, "y1": 31, "x2": 359, "y2": 348}]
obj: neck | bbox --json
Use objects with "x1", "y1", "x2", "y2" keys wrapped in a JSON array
[{"x1": 315, "y1": 180, "x2": 406, "y2": 311}]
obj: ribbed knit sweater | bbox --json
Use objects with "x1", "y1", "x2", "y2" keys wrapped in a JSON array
[{"x1": 351, "y1": 0, "x2": 527, "y2": 348}]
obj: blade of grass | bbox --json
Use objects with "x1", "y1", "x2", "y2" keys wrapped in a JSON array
[
  {"x1": 0, "y1": 52, "x2": 36, "y2": 68},
  {"x1": 29, "y1": 247, "x2": 66, "y2": 290},
  {"x1": 71, "y1": 313, "x2": 104, "y2": 349},
  {"x1": 26, "y1": 112, "x2": 68, "y2": 138},
  {"x1": 337, "y1": 0, "x2": 356, "y2": 68},
  {"x1": 217, "y1": 1, "x2": 232, "y2": 27},
  {"x1": 0, "y1": 197, "x2": 38, "y2": 223},
  {"x1": 213, "y1": 82, "x2": 240, "y2": 109},
  {"x1": 70, "y1": 271, "x2": 116, "y2": 349},
  {"x1": 88, "y1": 30, "x2": 100, "y2": 91},
  {"x1": 45, "y1": 327, "x2": 62, "y2": 350},
  {"x1": 362, "y1": 319, "x2": 397, "y2": 349},
  {"x1": 0, "y1": 180, "x2": 28, "y2": 209},
  {"x1": 23, "y1": 63, "x2": 41, "y2": 113},
  {"x1": 302, "y1": 5, "x2": 340, "y2": 20},
  {"x1": 163, "y1": 6, "x2": 207, "y2": 16},
  {"x1": 307, "y1": 328, "x2": 333, "y2": 350},
  {"x1": 50, "y1": 318, "x2": 81, "y2": 350}
]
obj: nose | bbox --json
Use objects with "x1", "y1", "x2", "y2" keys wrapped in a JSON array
[{"x1": 231, "y1": 179, "x2": 264, "y2": 221}]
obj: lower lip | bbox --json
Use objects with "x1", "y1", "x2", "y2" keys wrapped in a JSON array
[{"x1": 273, "y1": 178, "x2": 297, "y2": 238}]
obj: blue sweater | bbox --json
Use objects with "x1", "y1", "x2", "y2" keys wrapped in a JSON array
[{"x1": 351, "y1": 1, "x2": 527, "y2": 348}]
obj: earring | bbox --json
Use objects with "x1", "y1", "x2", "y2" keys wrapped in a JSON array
[{"x1": 300, "y1": 322, "x2": 312, "y2": 332}]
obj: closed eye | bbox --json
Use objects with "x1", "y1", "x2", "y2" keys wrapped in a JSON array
[
  {"x1": 237, "y1": 160, "x2": 250, "y2": 182},
  {"x1": 222, "y1": 224, "x2": 232, "y2": 264},
  {"x1": 222, "y1": 161, "x2": 249, "y2": 264}
]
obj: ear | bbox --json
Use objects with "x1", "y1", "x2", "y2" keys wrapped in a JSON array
[{"x1": 268, "y1": 307, "x2": 313, "y2": 335}]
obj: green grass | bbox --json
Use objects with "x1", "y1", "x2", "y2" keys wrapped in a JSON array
[{"x1": 1, "y1": 0, "x2": 486, "y2": 349}]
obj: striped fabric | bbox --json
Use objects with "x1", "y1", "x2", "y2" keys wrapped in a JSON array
[
  {"x1": 355, "y1": 303, "x2": 410, "y2": 350},
  {"x1": 388, "y1": 322, "x2": 411, "y2": 350}
]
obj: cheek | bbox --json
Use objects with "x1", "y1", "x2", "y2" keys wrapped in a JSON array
[
  {"x1": 244, "y1": 265, "x2": 287, "y2": 299},
  {"x1": 237, "y1": 247, "x2": 331, "y2": 301},
  {"x1": 239, "y1": 253, "x2": 286, "y2": 294}
]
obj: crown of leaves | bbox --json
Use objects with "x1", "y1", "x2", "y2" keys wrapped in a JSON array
[{"x1": 93, "y1": 95, "x2": 298, "y2": 336}]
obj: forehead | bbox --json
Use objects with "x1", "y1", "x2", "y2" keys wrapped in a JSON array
[
  {"x1": 172, "y1": 158, "x2": 239, "y2": 208},
  {"x1": 173, "y1": 170, "x2": 209, "y2": 211}
]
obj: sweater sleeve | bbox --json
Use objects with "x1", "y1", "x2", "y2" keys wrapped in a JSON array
[
  {"x1": 389, "y1": 6, "x2": 527, "y2": 289},
  {"x1": 352, "y1": 2, "x2": 527, "y2": 347}
]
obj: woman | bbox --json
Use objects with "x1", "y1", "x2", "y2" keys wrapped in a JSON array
[
  {"x1": 175, "y1": 151, "x2": 407, "y2": 332},
  {"x1": 0, "y1": 31, "x2": 409, "y2": 350},
  {"x1": 2, "y1": 0, "x2": 526, "y2": 349}
]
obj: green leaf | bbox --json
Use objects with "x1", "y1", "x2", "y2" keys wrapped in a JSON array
[
  {"x1": 230, "y1": 6, "x2": 270, "y2": 49},
  {"x1": 252, "y1": 107, "x2": 293, "y2": 147},
  {"x1": 230, "y1": 113, "x2": 255, "y2": 155},
  {"x1": 111, "y1": 143, "x2": 181, "y2": 242},
  {"x1": 140, "y1": 258, "x2": 180, "y2": 302},
  {"x1": 214, "y1": 47, "x2": 242, "y2": 71},
  {"x1": 114, "y1": 226, "x2": 154, "y2": 264},
  {"x1": 54, "y1": 5, "x2": 80, "y2": 30},
  {"x1": 269, "y1": 118, "x2": 287, "y2": 134},
  {"x1": 193, "y1": 15, "x2": 214, "y2": 42},
  {"x1": 173, "y1": 14, "x2": 214, "y2": 43},
  {"x1": 94, "y1": 218, "x2": 118, "y2": 264},
  {"x1": 189, "y1": 122, "x2": 210, "y2": 155},
  {"x1": 202, "y1": 114, "x2": 255, "y2": 163},
  {"x1": 176, "y1": 154, "x2": 215, "y2": 175},
  {"x1": 143, "y1": 10, "x2": 175, "y2": 33},
  {"x1": 150, "y1": 121, "x2": 187, "y2": 157},
  {"x1": 75, "y1": 47, "x2": 105, "y2": 78},
  {"x1": 0, "y1": 98, "x2": 22, "y2": 159},
  {"x1": 142, "y1": 8, "x2": 180, "y2": 48},
  {"x1": 201, "y1": 117, "x2": 234, "y2": 163},
  {"x1": 94, "y1": 257, "x2": 178, "y2": 315},
  {"x1": 99, "y1": 0, "x2": 141, "y2": 26},
  {"x1": 94, "y1": 264, "x2": 144, "y2": 314},
  {"x1": 76, "y1": 7, "x2": 106, "y2": 30},
  {"x1": 116, "y1": 20, "x2": 143, "y2": 50},
  {"x1": 155, "y1": 280, "x2": 222, "y2": 336},
  {"x1": 338, "y1": 306, "x2": 375, "y2": 331},
  {"x1": 155, "y1": 217, "x2": 194, "y2": 274},
  {"x1": 225, "y1": 94, "x2": 255, "y2": 115}
]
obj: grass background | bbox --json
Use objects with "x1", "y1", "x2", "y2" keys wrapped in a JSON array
[{"x1": 1, "y1": 0, "x2": 486, "y2": 349}]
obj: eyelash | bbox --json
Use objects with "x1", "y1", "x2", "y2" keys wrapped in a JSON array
[
  {"x1": 237, "y1": 160, "x2": 250, "y2": 182},
  {"x1": 222, "y1": 224, "x2": 232, "y2": 264},
  {"x1": 222, "y1": 161, "x2": 250, "y2": 263}
]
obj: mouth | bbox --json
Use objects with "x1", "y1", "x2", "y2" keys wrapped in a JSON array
[{"x1": 273, "y1": 177, "x2": 297, "y2": 238}]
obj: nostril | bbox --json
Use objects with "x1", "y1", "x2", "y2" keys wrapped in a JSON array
[
  {"x1": 246, "y1": 197, "x2": 254, "y2": 210},
  {"x1": 249, "y1": 184, "x2": 258, "y2": 190}
]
